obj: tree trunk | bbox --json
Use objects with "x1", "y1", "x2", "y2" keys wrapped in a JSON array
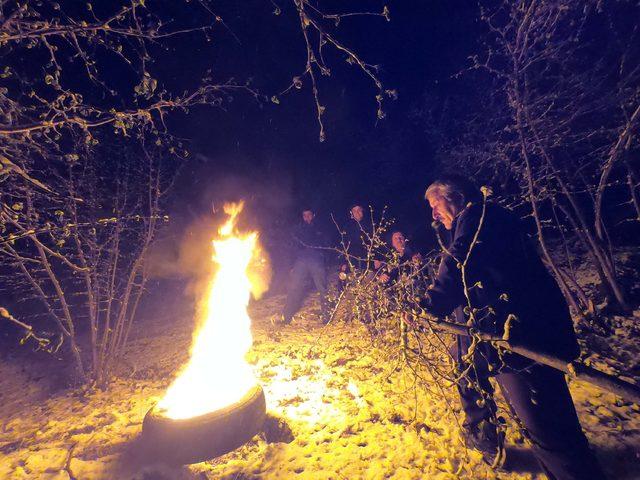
[
  {"x1": 625, "y1": 162, "x2": 640, "y2": 222},
  {"x1": 594, "y1": 103, "x2": 640, "y2": 241},
  {"x1": 512, "y1": 93, "x2": 582, "y2": 315},
  {"x1": 520, "y1": 75, "x2": 629, "y2": 310}
]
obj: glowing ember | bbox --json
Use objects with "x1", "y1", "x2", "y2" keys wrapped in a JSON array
[{"x1": 158, "y1": 202, "x2": 259, "y2": 419}]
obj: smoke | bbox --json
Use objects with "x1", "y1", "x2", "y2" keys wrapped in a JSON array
[
  {"x1": 146, "y1": 152, "x2": 301, "y2": 299},
  {"x1": 147, "y1": 212, "x2": 273, "y2": 304},
  {"x1": 248, "y1": 241, "x2": 272, "y2": 300}
]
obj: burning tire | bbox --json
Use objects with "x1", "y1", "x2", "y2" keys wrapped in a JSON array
[{"x1": 142, "y1": 384, "x2": 266, "y2": 465}]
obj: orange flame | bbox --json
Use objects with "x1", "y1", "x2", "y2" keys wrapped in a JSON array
[{"x1": 158, "y1": 202, "x2": 259, "y2": 419}]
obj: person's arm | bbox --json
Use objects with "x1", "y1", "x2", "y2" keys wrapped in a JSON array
[
  {"x1": 317, "y1": 223, "x2": 330, "y2": 249},
  {"x1": 421, "y1": 206, "x2": 480, "y2": 318},
  {"x1": 291, "y1": 223, "x2": 303, "y2": 247}
]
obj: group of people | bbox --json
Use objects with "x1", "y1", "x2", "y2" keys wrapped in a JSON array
[
  {"x1": 279, "y1": 202, "x2": 421, "y2": 325},
  {"x1": 278, "y1": 174, "x2": 606, "y2": 480}
]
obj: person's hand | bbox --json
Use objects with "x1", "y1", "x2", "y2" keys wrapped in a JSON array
[
  {"x1": 340, "y1": 264, "x2": 347, "y2": 272},
  {"x1": 373, "y1": 259, "x2": 382, "y2": 269},
  {"x1": 378, "y1": 273, "x2": 390, "y2": 283},
  {"x1": 411, "y1": 253, "x2": 422, "y2": 265}
]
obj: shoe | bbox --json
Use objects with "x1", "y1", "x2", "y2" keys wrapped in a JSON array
[{"x1": 462, "y1": 419, "x2": 506, "y2": 468}]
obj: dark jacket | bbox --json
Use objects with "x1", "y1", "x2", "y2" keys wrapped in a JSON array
[
  {"x1": 341, "y1": 218, "x2": 373, "y2": 270},
  {"x1": 292, "y1": 220, "x2": 327, "y2": 263},
  {"x1": 422, "y1": 202, "x2": 580, "y2": 362}
]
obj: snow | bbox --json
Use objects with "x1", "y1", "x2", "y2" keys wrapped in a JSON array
[{"x1": 1, "y1": 293, "x2": 639, "y2": 479}]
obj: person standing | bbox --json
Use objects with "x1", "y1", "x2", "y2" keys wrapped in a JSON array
[
  {"x1": 281, "y1": 208, "x2": 329, "y2": 325},
  {"x1": 339, "y1": 203, "x2": 372, "y2": 273},
  {"x1": 334, "y1": 203, "x2": 378, "y2": 323},
  {"x1": 418, "y1": 174, "x2": 606, "y2": 479}
]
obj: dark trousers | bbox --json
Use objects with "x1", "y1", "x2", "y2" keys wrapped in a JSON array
[
  {"x1": 283, "y1": 257, "x2": 328, "y2": 322},
  {"x1": 452, "y1": 336, "x2": 606, "y2": 480}
]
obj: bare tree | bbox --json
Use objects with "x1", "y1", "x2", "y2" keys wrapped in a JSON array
[
  {"x1": 420, "y1": 0, "x2": 639, "y2": 315},
  {"x1": 278, "y1": 0, "x2": 394, "y2": 141},
  {"x1": 0, "y1": 1, "x2": 393, "y2": 384},
  {"x1": 0, "y1": 0, "x2": 240, "y2": 384},
  {"x1": 0, "y1": 133, "x2": 177, "y2": 385}
]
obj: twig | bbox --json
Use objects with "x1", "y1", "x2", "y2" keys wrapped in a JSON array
[{"x1": 63, "y1": 442, "x2": 78, "y2": 480}]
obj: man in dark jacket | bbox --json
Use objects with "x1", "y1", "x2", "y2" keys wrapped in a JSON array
[
  {"x1": 339, "y1": 203, "x2": 372, "y2": 273},
  {"x1": 281, "y1": 208, "x2": 329, "y2": 324},
  {"x1": 419, "y1": 174, "x2": 605, "y2": 480}
]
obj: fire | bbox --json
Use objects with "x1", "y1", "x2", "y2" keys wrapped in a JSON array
[{"x1": 158, "y1": 203, "x2": 259, "y2": 419}]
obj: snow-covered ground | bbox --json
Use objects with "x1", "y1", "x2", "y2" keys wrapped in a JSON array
[{"x1": 1, "y1": 293, "x2": 639, "y2": 480}]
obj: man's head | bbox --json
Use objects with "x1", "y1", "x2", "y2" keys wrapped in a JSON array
[
  {"x1": 350, "y1": 204, "x2": 364, "y2": 222},
  {"x1": 391, "y1": 231, "x2": 406, "y2": 253},
  {"x1": 302, "y1": 209, "x2": 315, "y2": 224},
  {"x1": 424, "y1": 174, "x2": 481, "y2": 230}
]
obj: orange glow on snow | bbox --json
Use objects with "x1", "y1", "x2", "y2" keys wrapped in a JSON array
[
  {"x1": 260, "y1": 361, "x2": 361, "y2": 424},
  {"x1": 158, "y1": 202, "x2": 259, "y2": 419}
]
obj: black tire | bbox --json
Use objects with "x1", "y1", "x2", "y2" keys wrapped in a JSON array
[{"x1": 142, "y1": 384, "x2": 266, "y2": 465}]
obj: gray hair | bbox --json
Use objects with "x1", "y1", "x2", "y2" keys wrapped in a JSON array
[
  {"x1": 424, "y1": 174, "x2": 482, "y2": 206},
  {"x1": 425, "y1": 181, "x2": 455, "y2": 201}
]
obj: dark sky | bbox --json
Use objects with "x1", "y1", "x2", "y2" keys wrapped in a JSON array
[{"x1": 152, "y1": 1, "x2": 481, "y2": 248}]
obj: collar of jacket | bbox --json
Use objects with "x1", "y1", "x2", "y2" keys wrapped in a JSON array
[{"x1": 451, "y1": 201, "x2": 476, "y2": 231}]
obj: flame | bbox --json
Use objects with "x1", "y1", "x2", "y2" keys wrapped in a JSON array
[{"x1": 158, "y1": 202, "x2": 259, "y2": 419}]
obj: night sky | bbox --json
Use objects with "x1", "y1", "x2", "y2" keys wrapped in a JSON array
[{"x1": 150, "y1": 1, "x2": 482, "y2": 250}]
